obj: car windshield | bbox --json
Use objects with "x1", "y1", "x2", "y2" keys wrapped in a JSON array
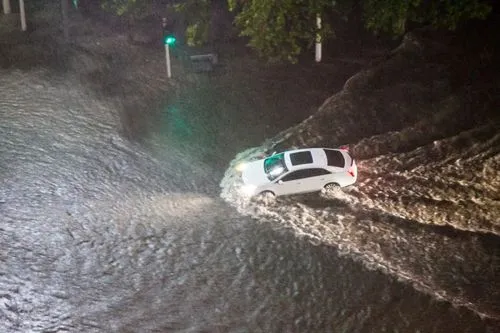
[{"x1": 263, "y1": 153, "x2": 288, "y2": 181}]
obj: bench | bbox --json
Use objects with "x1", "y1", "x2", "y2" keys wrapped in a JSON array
[{"x1": 189, "y1": 53, "x2": 218, "y2": 72}]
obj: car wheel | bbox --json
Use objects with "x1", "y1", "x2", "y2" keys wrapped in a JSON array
[
  {"x1": 253, "y1": 190, "x2": 276, "y2": 203},
  {"x1": 258, "y1": 190, "x2": 276, "y2": 199},
  {"x1": 323, "y1": 183, "x2": 340, "y2": 193}
]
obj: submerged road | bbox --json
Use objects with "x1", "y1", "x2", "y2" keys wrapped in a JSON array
[{"x1": 1, "y1": 69, "x2": 499, "y2": 332}]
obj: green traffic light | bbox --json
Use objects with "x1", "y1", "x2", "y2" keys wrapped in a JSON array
[{"x1": 164, "y1": 35, "x2": 176, "y2": 45}]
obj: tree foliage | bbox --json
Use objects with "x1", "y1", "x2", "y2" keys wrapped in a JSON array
[
  {"x1": 102, "y1": 0, "x2": 493, "y2": 62},
  {"x1": 363, "y1": 0, "x2": 492, "y2": 35},
  {"x1": 172, "y1": 0, "x2": 212, "y2": 47},
  {"x1": 228, "y1": 0, "x2": 335, "y2": 63},
  {"x1": 227, "y1": 0, "x2": 492, "y2": 62}
]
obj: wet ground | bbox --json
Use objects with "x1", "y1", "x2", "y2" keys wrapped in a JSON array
[{"x1": 1, "y1": 6, "x2": 500, "y2": 333}]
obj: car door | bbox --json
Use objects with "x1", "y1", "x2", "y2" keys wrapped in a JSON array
[
  {"x1": 273, "y1": 168, "x2": 329, "y2": 195},
  {"x1": 273, "y1": 169, "x2": 311, "y2": 196},
  {"x1": 301, "y1": 168, "x2": 332, "y2": 192}
]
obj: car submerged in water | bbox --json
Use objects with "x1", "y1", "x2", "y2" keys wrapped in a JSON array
[{"x1": 236, "y1": 147, "x2": 357, "y2": 198}]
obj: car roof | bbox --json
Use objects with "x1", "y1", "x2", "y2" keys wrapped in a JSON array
[{"x1": 282, "y1": 148, "x2": 336, "y2": 171}]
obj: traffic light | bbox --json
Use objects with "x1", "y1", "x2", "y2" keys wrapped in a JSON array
[{"x1": 164, "y1": 35, "x2": 176, "y2": 45}]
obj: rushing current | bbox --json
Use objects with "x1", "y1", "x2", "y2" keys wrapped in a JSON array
[{"x1": 1, "y1": 32, "x2": 499, "y2": 333}]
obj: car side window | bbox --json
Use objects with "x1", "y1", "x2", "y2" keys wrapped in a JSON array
[
  {"x1": 281, "y1": 168, "x2": 331, "y2": 182},
  {"x1": 281, "y1": 168, "x2": 329, "y2": 182},
  {"x1": 281, "y1": 170, "x2": 309, "y2": 182},
  {"x1": 307, "y1": 168, "x2": 331, "y2": 177}
]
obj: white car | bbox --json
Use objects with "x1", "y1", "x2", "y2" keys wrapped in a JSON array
[{"x1": 236, "y1": 147, "x2": 357, "y2": 197}]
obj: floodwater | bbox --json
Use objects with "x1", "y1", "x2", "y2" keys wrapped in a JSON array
[{"x1": 1, "y1": 67, "x2": 499, "y2": 333}]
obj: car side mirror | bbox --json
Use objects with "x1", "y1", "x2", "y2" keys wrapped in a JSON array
[{"x1": 277, "y1": 180, "x2": 283, "y2": 185}]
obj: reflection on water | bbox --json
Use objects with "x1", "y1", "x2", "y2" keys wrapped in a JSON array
[{"x1": 164, "y1": 106, "x2": 193, "y2": 139}]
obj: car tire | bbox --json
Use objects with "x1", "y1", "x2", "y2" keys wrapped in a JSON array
[
  {"x1": 253, "y1": 190, "x2": 276, "y2": 203},
  {"x1": 323, "y1": 183, "x2": 340, "y2": 193},
  {"x1": 258, "y1": 190, "x2": 276, "y2": 198}
]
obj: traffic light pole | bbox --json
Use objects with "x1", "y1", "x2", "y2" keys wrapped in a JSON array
[
  {"x1": 163, "y1": 30, "x2": 175, "y2": 78},
  {"x1": 165, "y1": 43, "x2": 171, "y2": 78}
]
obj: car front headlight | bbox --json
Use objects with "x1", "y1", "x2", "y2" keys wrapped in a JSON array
[
  {"x1": 240, "y1": 184, "x2": 257, "y2": 196},
  {"x1": 235, "y1": 163, "x2": 247, "y2": 172}
]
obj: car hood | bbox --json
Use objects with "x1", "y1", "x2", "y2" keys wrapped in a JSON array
[{"x1": 241, "y1": 160, "x2": 270, "y2": 186}]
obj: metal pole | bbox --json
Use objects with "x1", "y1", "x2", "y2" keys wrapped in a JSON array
[
  {"x1": 19, "y1": 0, "x2": 26, "y2": 31},
  {"x1": 165, "y1": 43, "x2": 171, "y2": 78},
  {"x1": 315, "y1": 14, "x2": 322, "y2": 63},
  {"x1": 2, "y1": 0, "x2": 11, "y2": 14}
]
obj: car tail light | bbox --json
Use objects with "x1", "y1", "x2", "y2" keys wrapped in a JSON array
[
  {"x1": 348, "y1": 163, "x2": 356, "y2": 177},
  {"x1": 339, "y1": 145, "x2": 349, "y2": 151}
]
